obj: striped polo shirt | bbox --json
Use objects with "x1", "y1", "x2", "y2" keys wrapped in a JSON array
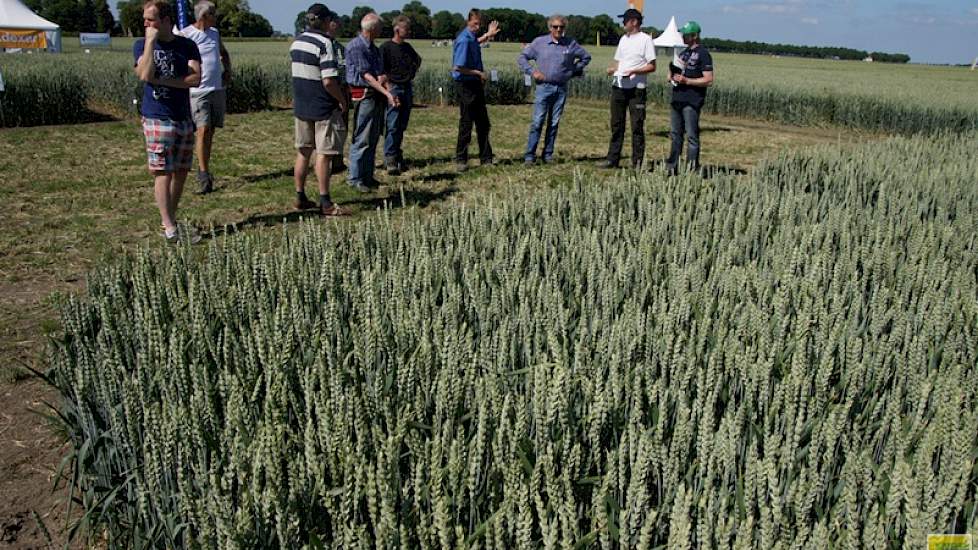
[{"x1": 290, "y1": 29, "x2": 339, "y2": 121}]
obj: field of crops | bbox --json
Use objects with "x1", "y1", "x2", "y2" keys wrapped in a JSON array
[
  {"x1": 1, "y1": 40, "x2": 976, "y2": 132},
  {"x1": 46, "y1": 129, "x2": 978, "y2": 547}
]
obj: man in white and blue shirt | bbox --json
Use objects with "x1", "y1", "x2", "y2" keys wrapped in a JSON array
[
  {"x1": 289, "y1": 3, "x2": 349, "y2": 217},
  {"x1": 517, "y1": 14, "x2": 591, "y2": 165}
]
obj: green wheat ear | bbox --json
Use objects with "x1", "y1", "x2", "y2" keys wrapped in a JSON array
[{"x1": 45, "y1": 131, "x2": 978, "y2": 547}]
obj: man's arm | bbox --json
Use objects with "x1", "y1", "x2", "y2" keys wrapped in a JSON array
[
  {"x1": 675, "y1": 70, "x2": 713, "y2": 87},
  {"x1": 323, "y1": 77, "x2": 348, "y2": 111},
  {"x1": 134, "y1": 32, "x2": 157, "y2": 82},
  {"x1": 574, "y1": 41, "x2": 592, "y2": 71},
  {"x1": 517, "y1": 41, "x2": 535, "y2": 74},
  {"x1": 154, "y1": 59, "x2": 202, "y2": 88},
  {"x1": 219, "y1": 36, "x2": 231, "y2": 84},
  {"x1": 621, "y1": 61, "x2": 655, "y2": 77},
  {"x1": 477, "y1": 20, "x2": 500, "y2": 44},
  {"x1": 363, "y1": 72, "x2": 397, "y2": 105},
  {"x1": 452, "y1": 36, "x2": 486, "y2": 81}
]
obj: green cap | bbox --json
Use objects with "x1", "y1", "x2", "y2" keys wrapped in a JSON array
[{"x1": 679, "y1": 21, "x2": 702, "y2": 35}]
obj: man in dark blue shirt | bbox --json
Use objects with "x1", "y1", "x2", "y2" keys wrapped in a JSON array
[
  {"x1": 517, "y1": 14, "x2": 591, "y2": 164},
  {"x1": 452, "y1": 9, "x2": 501, "y2": 172},
  {"x1": 667, "y1": 21, "x2": 714, "y2": 174},
  {"x1": 134, "y1": 0, "x2": 202, "y2": 243}
]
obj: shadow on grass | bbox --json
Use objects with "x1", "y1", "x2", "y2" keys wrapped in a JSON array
[
  {"x1": 206, "y1": 186, "x2": 460, "y2": 237},
  {"x1": 650, "y1": 126, "x2": 735, "y2": 139}
]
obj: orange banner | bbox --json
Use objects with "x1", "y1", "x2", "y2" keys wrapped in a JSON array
[{"x1": 0, "y1": 29, "x2": 47, "y2": 49}]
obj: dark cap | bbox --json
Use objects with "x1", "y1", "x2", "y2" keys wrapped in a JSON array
[
  {"x1": 618, "y1": 8, "x2": 643, "y2": 23},
  {"x1": 306, "y1": 3, "x2": 335, "y2": 21}
]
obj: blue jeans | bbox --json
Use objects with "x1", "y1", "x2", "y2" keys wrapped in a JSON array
[
  {"x1": 667, "y1": 102, "x2": 702, "y2": 170},
  {"x1": 524, "y1": 83, "x2": 568, "y2": 162},
  {"x1": 384, "y1": 83, "x2": 413, "y2": 162},
  {"x1": 348, "y1": 92, "x2": 385, "y2": 185}
]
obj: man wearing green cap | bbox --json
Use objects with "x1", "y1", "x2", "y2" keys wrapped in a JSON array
[{"x1": 667, "y1": 21, "x2": 713, "y2": 174}]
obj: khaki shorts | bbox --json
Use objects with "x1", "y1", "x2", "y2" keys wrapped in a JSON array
[
  {"x1": 294, "y1": 112, "x2": 346, "y2": 156},
  {"x1": 191, "y1": 89, "x2": 226, "y2": 128}
]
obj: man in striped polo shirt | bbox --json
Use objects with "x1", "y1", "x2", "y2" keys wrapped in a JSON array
[{"x1": 290, "y1": 3, "x2": 349, "y2": 217}]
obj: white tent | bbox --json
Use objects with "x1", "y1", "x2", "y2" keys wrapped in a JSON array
[
  {"x1": 652, "y1": 16, "x2": 685, "y2": 67},
  {"x1": 0, "y1": 0, "x2": 61, "y2": 52}
]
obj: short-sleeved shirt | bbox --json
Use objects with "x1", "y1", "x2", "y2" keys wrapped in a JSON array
[
  {"x1": 133, "y1": 36, "x2": 201, "y2": 121},
  {"x1": 290, "y1": 29, "x2": 340, "y2": 121},
  {"x1": 451, "y1": 27, "x2": 482, "y2": 82},
  {"x1": 345, "y1": 34, "x2": 384, "y2": 87},
  {"x1": 327, "y1": 35, "x2": 346, "y2": 85},
  {"x1": 180, "y1": 25, "x2": 223, "y2": 94},
  {"x1": 379, "y1": 40, "x2": 421, "y2": 84},
  {"x1": 612, "y1": 31, "x2": 656, "y2": 89},
  {"x1": 673, "y1": 45, "x2": 714, "y2": 107}
]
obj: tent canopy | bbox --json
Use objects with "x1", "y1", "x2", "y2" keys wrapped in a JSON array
[
  {"x1": 0, "y1": 0, "x2": 59, "y2": 30},
  {"x1": 653, "y1": 16, "x2": 685, "y2": 48}
]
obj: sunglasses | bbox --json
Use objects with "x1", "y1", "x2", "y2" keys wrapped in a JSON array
[{"x1": 550, "y1": 25, "x2": 565, "y2": 29}]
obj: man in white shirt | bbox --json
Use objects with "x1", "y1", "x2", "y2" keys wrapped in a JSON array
[
  {"x1": 181, "y1": 0, "x2": 231, "y2": 194},
  {"x1": 599, "y1": 8, "x2": 656, "y2": 169}
]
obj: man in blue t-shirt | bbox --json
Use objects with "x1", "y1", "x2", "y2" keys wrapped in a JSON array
[
  {"x1": 134, "y1": 0, "x2": 202, "y2": 243},
  {"x1": 667, "y1": 21, "x2": 714, "y2": 174},
  {"x1": 451, "y1": 9, "x2": 500, "y2": 172}
]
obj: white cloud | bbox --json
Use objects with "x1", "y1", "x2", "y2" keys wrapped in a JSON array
[
  {"x1": 971, "y1": 7, "x2": 978, "y2": 16},
  {"x1": 800, "y1": 16, "x2": 819, "y2": 24}
]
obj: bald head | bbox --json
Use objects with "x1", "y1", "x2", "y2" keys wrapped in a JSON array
[{"x1": 361, "y1": 12, "x2": 381, "y2": 38}]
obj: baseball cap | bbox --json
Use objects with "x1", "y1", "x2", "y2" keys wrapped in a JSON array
[
  {"x1": 679, "y1": 21, "x2": 702, "y2": 35},
  {"x1": 306, "y1": 3, "x2": 335, "y2": 21},
  {"x1": 617, "y1": 9, "x2": 643, "y2": 23}
]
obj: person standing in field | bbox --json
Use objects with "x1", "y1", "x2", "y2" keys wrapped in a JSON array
[
  {"x1": 517, "y1": 14, "x2": 591, "y2": 165},
  {"x1": 666, "y1": 21, "x2": 714, "y2": 175},
  {"x1": 598, "y1": 8, "x2": 656, "y2": 170},
  {"x1": 180, "y1": 0, "x2": 230, "y2": 195},
  {"x1": 290, "y1": 3, "x2": 349, "y2": 216},
  {"x1": 380, "y1": 15, "x2": 422, "y2": 176},
  {"x1": 452, "y1": 9, "x2": 501, "y2": 172},
  {"x1": 134, "y1": 0, "x2": 202, "y2": 243},
  {"x1": 346, "y1": 12, "x2": 398, "y2": 192}
]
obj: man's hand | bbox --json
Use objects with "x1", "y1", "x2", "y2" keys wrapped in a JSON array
[
  {"x1": 606, "y1": 65, "x2": 616, "y2": 76},
  {"x1": 673, "y1": 74, "x2": 687, "y2": 85},
  {"x1": 145, "y1": 26, "x2": 159, "y2": 43},
  {"x1": 486, "y1": 20, "x2": 500, "y2": 39},
  {"x1": 386, "y1": 92, "x2": 398, "y2": 107},
  {"x1": 478, "y1": 70, "x2": 488, "y2": 83},
  {"x1": 532, "y1": 70, "x2": 545, "y2": 82}
]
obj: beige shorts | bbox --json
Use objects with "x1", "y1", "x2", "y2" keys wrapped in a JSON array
[
  {"x1": 294, "y1": 112, "x2": 346, "y2": 155},
  {"x1": 191, "y1": 89, "x2": 226, "y2": 128}
]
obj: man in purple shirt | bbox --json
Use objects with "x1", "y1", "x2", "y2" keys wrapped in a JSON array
[{"x1": 517, "y1": 14, "x2": 591, "y2": 165}]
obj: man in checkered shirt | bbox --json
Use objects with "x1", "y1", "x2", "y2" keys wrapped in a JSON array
[{"x1": 134, "y1": 0, "x2": 202, "y2": 243}]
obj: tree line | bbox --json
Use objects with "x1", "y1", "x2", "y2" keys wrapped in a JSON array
[
  {"x1": 23, "y1": 0, "x2": 909, "y2": 61},
  {"x1": 702, "y1": 38, "x2": 911, "y2": 63},
  {"x1": 24, "y1": 0, "x2": 274, "y2": 37}
]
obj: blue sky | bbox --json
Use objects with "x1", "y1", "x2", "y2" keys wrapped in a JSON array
[{"x1": 252, "y1": 0, "x2": 978, "y2": 64}]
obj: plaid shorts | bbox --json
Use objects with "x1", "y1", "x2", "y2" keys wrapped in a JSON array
[{"x1": 142, "y1": 118, "x2": 195, "y2": 173}]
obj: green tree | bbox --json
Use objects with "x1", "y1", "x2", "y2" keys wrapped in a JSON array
[
  {"x1": 431, "y1": 10, "x2": 463, "y2": 39},
  {"x1": 117, "y1": 0, "x2": 143, "y2": 36},
  {"x1": 400, "y1": 0, "x2": 431, "y2": 38},
  {"x1": 589, "y1": 14, "x2": 619, "y2": 46},
  {"x1": 294, "y1": 10, "x2": 306, "y2": 35},
  {"x1": 565, "y1": 15, "x2": 591, "y2": 44},
  {"x1": 94, "y1": 0, "x2": 115, "y2": 33},
  {"x1": 379, "y1": 10, "x2": 400, "y2": 38},
  {"x1": 347, "y1": 6, "x2": 374, "y2": 35}
]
